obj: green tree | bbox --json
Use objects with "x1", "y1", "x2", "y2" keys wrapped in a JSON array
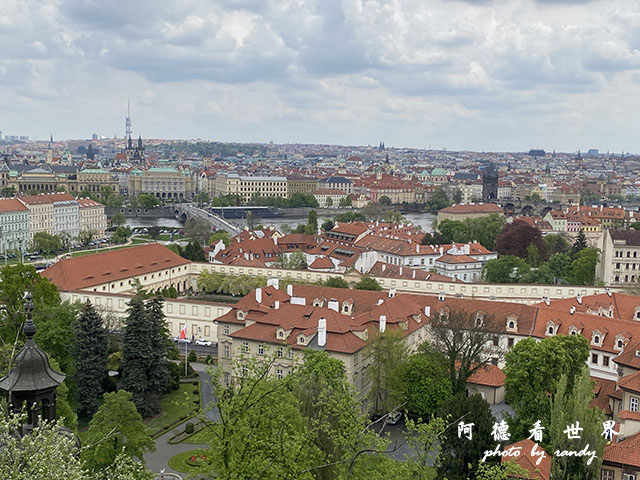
[
  {"x1": 354, "y1": 277, "x2": 382, "y2": 291},
  {"x1": 572, "y1": 229, "x2": 588, "y2": 256},
  {"x1": 32, "y1": 232, "x2": 62, "y2": 253},
  {"x1": 121, "y1": 294, "x2": 153, "y2": 416},
  {"x1": 0, "y1": 186, "x2": 16, "y2": 197},
  {"x1": 503, "y1": 335, "x2": 590, "y2": 444},
  {"x1": 182, "y1": 240, "x2": 206, "y2": 262},
  {"x1": 402, "y1": 351, "x2": 452, "y2": 418},
  {"x1": 334, "y1": 211, "x2": 366, "y2": 222},
  {"x1": 526, "y1": 242, "x2": 542, "y2": 267},
  {"x1": 111, "y1": 226, "x2": 132, "y2": 244},
  {"x1": 308, "y1": 209, "x2": 318, "y2": 232},
  {"x1": 322, "y1": 219, "x2": 335, "y2": 231},
  {"x1": 184, "y1": 217, "x2": 211, "y2": 245},
  {"x1": 34, "y1": 301, "x2": 80, "y2": 376},
  {"x1": 465, "y1": 214, "x2": 506, "y2": 250},
  {"x1": 209, "y1": 230, "x2": 232, "y2": 247},
  {"x1": 82, "y1": 390, "x2": 155, "y2": 471},
  {"x1": 483, "y1": 255, "x2": 530, "y2": 283},
  {"x1": 453, "y1": 189, "x2": 463, "y2": 204},
  {"x1": 438, "y1": 392, "x2": 496, "y2": 479},
  {"x1": 548, "y1": 252, "x2": 572, "y2": 283},
  {"x1": 49, "y1": 357, "x2": 78, "y2": 431},
  {"x1": 549, "y1": 367, "x2": 605, "y2": 479},
  {"x1": 145, "y1": 296, "x2": 171, "y2": 402},
  {"x1": 428, "y1": 187, "x2": 450, "y2": 213},
  {"x1": 566, "y1": 248, "x2": 599, "y2": 285},
  {"x1": 110, "y1": 212, "x2": 126, "y2": 227},
  {"x1": 475, "y1": 461, "x2": 531, "y2": 480},
  {"x1": 326, "y1": 196, "x2": 333, "y2": 207},
  {"x1": 324, "y1": 276, "x2": 349, "y2": 288},
  {"x1": 288, "y1": 250, "x2": 308, "y2": 270},
  {"x1": 379, "y1": 195, "x2": 392, "y2": 206},
  {"x1": 426, "y1": 308, "x2": 501, "y2": 395},
  {"x1": 339, "y1": 195, "x2": 352, "y2": 207},
  {"x1": 194, "y1": 192, "x2": 210, "y2": 205},
  {"x1": 136, "y1": 193, "x2": 160, "y2": 208},
  {"x1": 367, "y1": 328, "x2": 407, "y2": 415},
  {"x1": 245, "y1": 210, "x2": 255, "y2": 230},
  {"x1": 78, "y1": 228, "x2": 99, "y2": 247},
  {"x1": 544, "y1": 233, "x2": 571, "y2": 254},
  {"x1": 73, "y1": 301, "x2": 108, "y2": 421},
  {"x1": 437, "y1": 219, "x2": 471, "y2": 243}
]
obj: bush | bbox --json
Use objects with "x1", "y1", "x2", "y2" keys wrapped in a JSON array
[
  {"x1": 188, "y1": 350, "x2": 197, "y2": 363},
  {"x1": 194, "y1": 400, "x2": 199, "y2": 405},
  {"x1": 185, "y1": 422, "x2": 195, "y2": 434},
  {"x1": 179, "y1": 415, "x2": 187, "y2": 421},
  {"x1": 192, "y1": 381, "x2": 198, "y2": 385},
  {"x1": 167, "y1": 362, "x2": 181, "y2": 390},
  {"x1": 205, "y1": 354, "x2": 213, "y2": 365},
  {"x1": 193, "y1": 389, "x2": 199, "y2": 394},
  {"x1": 164, "y1": 424, "x2": 170, "y2": 430}
]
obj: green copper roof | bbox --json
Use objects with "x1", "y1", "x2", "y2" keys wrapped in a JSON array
[{"x1": 431, "y1": 167, "x2": 447, "y2": 175}]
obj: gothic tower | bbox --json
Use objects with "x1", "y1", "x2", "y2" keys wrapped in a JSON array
[{"x1": 482, "y1": 162, "x2": 498, "y2": 201}]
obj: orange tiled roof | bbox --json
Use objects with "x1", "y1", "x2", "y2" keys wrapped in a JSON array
[
  {"x1": 435, "y1": 254, "x2": 481, "y2": 264},
  {"x1": 467, "y1": 364, "x2": 505, "y2": 387},
  {"x1": 42, "y1": 244, "x2": 190, "y2": 291},
  {"x1": 501, "y1": 438, "x2": 550, "y2": 480},
  {"x1": 0, "y1": 198, "x2": 28, "y2": 212},
  {"x1": 604, "y1": 431, "x2": 640, "y2": 468},
  {"x1": 439, "y1": 203, "x2": 503, "y2": 214}
]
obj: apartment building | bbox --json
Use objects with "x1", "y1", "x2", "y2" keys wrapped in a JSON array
[
  {"x1": 128, "y1": 167, "x2": 195, "y2": 200},
  {"x1": 52, "y1": 194, "x2": 79, "y2": 240},
  {"x1": 598, "y1": 230, "x2": 640, "y2": 285},
  {"x1": 77, "y1": 198, "x2": 107, "y2": 238},
  {"x1": 0, "y1": 199, "x2": 29, "y2": 253},
  {"x1": 213, "y1": 174, "x2": 288, "y2": 203}
]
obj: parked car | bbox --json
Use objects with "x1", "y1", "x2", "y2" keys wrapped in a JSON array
[
  {"x1": 195, "y1": 338, "x2": 212, "y2": 347},
  {"x1": 174, "y1": 336, "x2": 191, "y2": 344},
  {"x1": 386, "y1": 411, "x2": 402, "y2": 425}
]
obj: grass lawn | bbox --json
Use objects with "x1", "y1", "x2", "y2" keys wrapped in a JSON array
[
  {"x1": 144, "y1": 382, "x2": 200, "y2": 435},
  {"x1": 181, "y1": 424, "x2": 214, "y2": 444},
  {"x1": 167, "y1": 449, "x2": 208, "y2": 474},
  {"x1": 71, "y1": 245, "x2": 133, "y2": 257}
]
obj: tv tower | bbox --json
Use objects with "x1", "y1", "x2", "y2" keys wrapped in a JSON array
[{"x1": 125, "y1": 98, "x2": 132, "y2": 139}]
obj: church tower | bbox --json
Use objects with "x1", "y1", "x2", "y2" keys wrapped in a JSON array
[{"x1": 482, "y1": 162, "x2": 498, "y2": 201}]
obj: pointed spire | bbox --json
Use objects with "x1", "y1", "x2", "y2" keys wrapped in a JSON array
[{"x1": 23, "y1": 292, "x2": 35, "y2": 339}]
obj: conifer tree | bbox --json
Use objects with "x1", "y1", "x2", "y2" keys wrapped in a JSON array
[
  {"x1": 72, "y1": 300, "x2": 108, "y2": 421},
  {"x1": 121, "y1": 293, "x2": 153, "y2": 416},
  {"x1": 145, "y1": 296, "x2": 171, "y2": 410},
  {"x1": 572, "y1": 229, "x2": 588, "y2": 256}
]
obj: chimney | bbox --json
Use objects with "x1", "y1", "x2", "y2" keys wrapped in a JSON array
[
  {"x1": 424, "y1": 305, "x2": 431, "y2": 317},
  {"x1": 267, "y1": 278, "x2": 279, "y2": 290},
  {"x1": 576, "y1": 293, "x2": 582, "y2": 305},
  {"x1": 317, "y1": 318, "x2": 327, "y2": 347},
  {"x1": 439, "y1": 247, "x2": 443, "y2": 255},
  {"x1": 605, "y1": 287, "x2": 612, "y2": 297},
  {"x1": 389, "y1": 288, "x2": 396, "y2": 298},
  {"x1": 412, "y1": 270, "x2": 415, "y2": 279},
  {"x1": 542, "y1": 296, "x2": 550, "y2": 306},
  {"x1": 287, "y1": 284, "x2": 293, "y2": 296},
  {"x1": 399, "y1": 267, "x2": 403, "y2": 275},
  {"x1": 255, "y1": 287, "x2": 262, "y2": 304},
  {"x1": 275, "y1": 300, "x2": 280, "y2": 310},
  {"x1": 570, "y1": 306, "x2": 576, "y2": 315},
  {"x1": 382, "y1": 264, "x2": 386, "y2": 272},
  {"x1": 379, "y1": 315, "x2": 386, "y2": 333},
  {"x1": 328, "y1": 299, "x2": 339, "y2": 312},
  {"x1": 273, "y1": 236, "x2": 278, "y2": 245},
  {"x1": 438, "y1": 292, "x2": 445, "y2": 302},
  {"x1": 377, "y1": 299, "x2": 384, "y2": 305}
]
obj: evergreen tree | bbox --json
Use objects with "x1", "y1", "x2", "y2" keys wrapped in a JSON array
[
  {"x1": 121, "y1": 294, "x2": 153, "y2": 416},
  {"x1": 572, "y1": 229, "x2": 588, "y2": 256},
  {"x1": 307, "y1": 209, "x2": 318, "y2": 231},
  {"x1": 72, "y1": 301, "x2": 109, "y2": 421},
  {"x1": 145, "y1": 296, "x2": 171, "y2": 411}
]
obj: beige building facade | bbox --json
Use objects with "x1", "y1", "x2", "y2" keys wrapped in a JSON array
[{"x1": 128, "y1": 167, "x2": 195, "y2": 200}]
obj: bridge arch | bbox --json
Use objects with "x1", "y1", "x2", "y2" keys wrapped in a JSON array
[{"x1": 521, "y1": 205, "x2": 534, "y2": 216}]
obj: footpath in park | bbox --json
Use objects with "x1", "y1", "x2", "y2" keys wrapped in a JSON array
[{"x1": 144, "y1": 364, "x2": 218, "y2": 475}]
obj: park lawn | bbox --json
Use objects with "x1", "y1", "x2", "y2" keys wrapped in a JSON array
[
  {"x1": 144, "y1": 383, "x2": 200, "y2": 435},
  {"x1": 181, "y1": 424, "x2": 214, "y2": 444},
  {"x1": 167, "y1": 449, "x2": 208, "y2": 474},
  {"x1": 71, "y1": 245, "x2": 133, "y2": 257}
]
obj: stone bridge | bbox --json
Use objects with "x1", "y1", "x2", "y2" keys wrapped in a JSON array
[
  {"x1": 501, "y1": 200, "x2": 561, "y2": 218},
  {"x1": 174, "y1": 203, "x2": 241, "y2": 236}
]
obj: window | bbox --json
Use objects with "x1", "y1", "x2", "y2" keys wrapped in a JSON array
[
  {"x1": 223, "y1": 345, "x2": 230, "y2": 359},
  {"x1": 492, "y1": 336, "x2": 499, "y2": 346},
  {"x1": 592, "y1": 353, "x2": 598, "y2": 364},
  {"x1": 241, "y1": 342, "x2": 249, "y2": 353},
  {"x1": 618, "y1": 339, "x2": 625, "y2": 349},
  {"x1": 508, "y1": 320, "x2": 515, "y2": 330},
  {"x1": 287, "y1": 349, "x2": 293, "y2": 359},
  {"x1": 278, "y1": 330, "x2": 284, "y2": 339},
  {"x1": 594, "y1": 335, "x2": 600, "y2": 345},
  {"x1": 223, "y1": 372, "x2": 230, "y2": 386},
  {"x1": 276, "y1": 369, "x2": 283, "y2": 379},
  {"x1": 631, "y1": 397, "x2": 639, "y2": 412},
  {"x1": 603, "y1": 356, "x2": 610, "y2": 367},
  {"x1": 508, "y1": 337, "x2": 514, "y2": 348},
  {"x1": 223, "y1": 325, "x2": 230, "y2": 335},
  {"x1": 241, "y1": 367, "x2": 248, "y2": 377},
  {"x1": 622, "y1": 474, "x2": 636, "y2": 480},
  {"x1": 277, "y1": 347, "x2": 284, "y2": 358},
  {"x1": 548, "y1": 326, "x2": 554, "y2": 335},
  {"x1": 601, "y1": 470, "x2": 614, "y2": 480},
  {"x1": 258, "y1": 344, "x2": 264, "y2": 355}
]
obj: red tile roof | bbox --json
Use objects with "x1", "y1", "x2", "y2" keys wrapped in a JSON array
[
  {"x1": 440, "y1": 203, "x2": 503, "y2": 214},
  {"x1": 42, "y1": 244, "x2": 190, "y2": 291},
  {"x1": 17, "y1": 193, "x2": 75, "y2": 204},
  {"x1": 467, "y1": 364, "x2": 505, "y2": 387},
  {"x1": 619, "y1": 370, "x2": 640, "y2": 393},
  {"x1": 309, "y1": 256, "x2": 334, "y2": 270},
  {"x1": 501, "y1": 438, "x2": 551, "y2": 480},
  {"x1": 604, "y1": 431, "x2": 640, "y2": 468},
  {"x1": 77, "y1": 198, "x2": 104, "y2": 208},
  {"x1": 435, "y1": 254, "x2": 481, "y2": 264},
  {"x1": 0, "y1": 198, "x2": 28, "y2": 212}
]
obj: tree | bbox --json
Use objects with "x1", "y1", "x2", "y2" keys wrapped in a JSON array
[
  {"x1": 483, "y1": 255, "x2": 530, "y2": 283},
  {"x1": 78, "y1": 228, "x2": 98, "y2": 247},
  {"x1": 566, "y1": 248, "x2": 599, "y2": 285},
  {"x1": 437, "y1": 219, "x2": 471, "y2": 244},
  {"x1": 544, "y1": 233, "x2": 571, "y2": 254},
  {"x1": 438, "y1": 392, "x2": 495, "y2": 479},
  {"x1": 495, "y1": 220, "x2": 548, "y2": 259},
  {"x1": 452, "y1": 189, "x2": 462, "y2": 204},
  {"x1": 334, "y1": 211, "x2": 366, "y2": 223},
  {"x1": 465, "y1": 214, "x2": 506, "y2": 250},
  {"x1": 82, "y1": 390, "x2": 155, "y2": 471},
  {"x1": 339, "y1": 195, "x2": 352, "y2": 207},
  {"x1": 426, "y1": 308, "x2": 501, "y2": 395},
  {"x1": 111, "y1": 226, "x2": 131, "y2": 244},
  {"x1": 209, "y1": 230, "x2": 231, "y2": 247},
  {"x1": 475, "y1": 461, "x2": 531, "y2": 480},
  {"x1": 245, "y1": 210, "x2": 255, "y2": 230},
  {"x1": 110, "y1": 212, "x2": 126, "y2": 228},
  {"x1": 324, "y1": 276, "x2": 349, "y2": 288},
  {"x1": 182, "y1": 240, "x2": 206, "y2": 262},
  {"x1": 145, "y1": 296, "x2": 171, "y2": 402},
  {"x1": 367, "y1": 328, "x2": 407, "y2": 415},
  {"x1": 326, "y1": 197, "x2": 333, "y2": 207},
  {"x1": 194, "y1": 192, "x2": 210, "y2": 205},
  {"x1": 503, "y1": 335, "x2": 590, "y2": 444},
  {"x1": 184, "y1": 217, "x2": 211, "y2": 245},
  {"x1": 548, "y1": 252, "x2": 572, "y2": 283},
  {"x1": 121, "y1": 294, "x2": 153, "y2": 416},
  {"x1": 420, "y1": 231, "x2": 448, "y2": 245},
  {"x1": 73, "y1": 301, "x2": 109, "y2": 421},
  {"x1": 136, "y1": 193, "x2": 160, "y2": 208},
  {"x1": 402, "y1": 351, "x2": 452, "y2": 418},
  {"x1": 354, "y1": 277, "x2": 382, "y2": 291},
  {"x1": 526, "y1": 242, "x2": 542, "y2": 267},
  {"x1": 549, "y1": 367, "x2": 605, "y2": 479},
  {"x1": 0, "y1": 186, "x2": 16, "y2": 197},
  {"x1": 32, "y1": 232, "x2": 62, "y2": 253},
  {"x1": 379, "y1": 195, "x2": 392, "y2": 206},
  {"x1": 308, "y1": 209, "x2": 318, "y2": 232},
  {"x1": 33, "y1": 301, "x2": 80, "y2": 376},
  {"x1": 428, "y1": 187, "x2": 450, "y2": 213},
  {"x1": 322, "y1": 219, "x2": 335, "y2": 231},
  {"x1": 288, "y1": 250, "x2": 308, "y2": 270},
  {"x1": 572, "y1": 229, "x2": 588, "y2": 256},
  {"x1": 49, "y1": 356, "x2": 78, "y2": 431}
]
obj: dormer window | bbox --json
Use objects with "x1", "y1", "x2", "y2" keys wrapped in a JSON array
[
  {"x1": 615, "y1": 336, "x2": 625, "y2": 350},
  {"x1": 277, "y1": 329, "x2": 285, "y2": 339},
  {"x1": 548, "y1": 326, "x2": 554, "y2": 335},
  {"x1": 593, "y1": 335, "x2": 600, "y2": 345},
  {"x1": 635, "y1": 306, "x2": 640, "y2": 320},
  {"x1": 592, "y1": 330, "x2": 604, "y2": 346},
  {"x1": 545, "y1": 321, "x2": 557, "y2": 336},
  {"x1": 236, "y1": 310, "x2": 245, "y2": 320},
  {"x1": 298, "y1": 335, "x2": 306, "y2": 345}
]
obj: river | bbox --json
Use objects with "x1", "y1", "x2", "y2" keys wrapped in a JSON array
[{"x1": 123, "y1": 212, "x2": 437, "y2": 233}]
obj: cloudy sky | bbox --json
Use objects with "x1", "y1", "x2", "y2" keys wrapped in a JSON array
[{"x1": 2, "y1": 0, "x2": 640, "y2": 152}]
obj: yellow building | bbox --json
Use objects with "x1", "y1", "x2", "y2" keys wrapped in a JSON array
[
  {"x1": 128, "y1": 167, "x2": 195, "y2": 201},
  {"x1": 78, "y1": 198, "x2": 107, "y2": 239},
  {"x1": 213, "y1": 174, "x2": 288, "y2": 203}
]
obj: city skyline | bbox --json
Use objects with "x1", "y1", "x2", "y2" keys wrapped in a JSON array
[{"x1": 2, "y1": 0, "x2": 640, "y2": 152}]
